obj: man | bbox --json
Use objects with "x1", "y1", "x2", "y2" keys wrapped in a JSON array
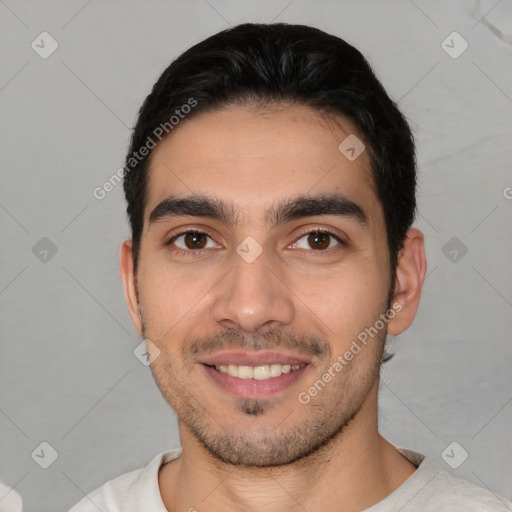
[{"x1": 70, "y1": 23, "x2": 512, "y2": 511}]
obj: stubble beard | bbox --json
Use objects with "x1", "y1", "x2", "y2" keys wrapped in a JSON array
[{"x1": 146, "y1": 327, "x2": 386, "y2": 468}]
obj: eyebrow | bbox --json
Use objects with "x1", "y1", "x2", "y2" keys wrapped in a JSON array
[{"x1": 148, "y1": 193, "x2": 369, "y2": 230}]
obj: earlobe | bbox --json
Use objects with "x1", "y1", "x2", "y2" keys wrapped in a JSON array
[
  {"x1": 120, "y1": 239, "x2": 143, "y2": 337},
  {"x1": 386, "y1": 228, "x2": 427, "y2": 336}
]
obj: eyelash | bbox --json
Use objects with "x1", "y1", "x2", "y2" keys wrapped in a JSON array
[{"x1": 164, "y1": 228, "x2": 345, "y2": 257}]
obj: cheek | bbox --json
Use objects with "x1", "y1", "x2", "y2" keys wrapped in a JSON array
[
  {"x1": 296, "y1": 260, "x2": 389, "y2": 347},
  {"x1": 137, "y1": 261, "x2": 214, "y2": 340}
]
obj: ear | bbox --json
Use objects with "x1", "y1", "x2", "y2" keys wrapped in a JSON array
[
  {"x1": 386, "y1": 228, "x2": 427, "y2": 336},
  {"x1": 120, "y1": 239, "x2": 143, "y2": 337}
]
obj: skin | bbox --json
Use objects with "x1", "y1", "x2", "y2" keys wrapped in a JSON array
[{"x1": 120, "y1": 103, "x2": 427, "y2": 512}]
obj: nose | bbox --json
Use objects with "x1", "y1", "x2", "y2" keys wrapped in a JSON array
[{"x1": 211, "y1": 247, "x2": 295, "y2": 333}]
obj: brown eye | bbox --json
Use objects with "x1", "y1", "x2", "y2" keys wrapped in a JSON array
[
  {"x1": 183, "y1": 232, "x2": 207, "y2": 249},
  {"x1": 307, "y1": 232, "x2": 331, "y2": 250},
  {"x1": 168, "y1": 231, "x2": 217, "y2": 252},
  {"x1": 293, "y1": 230, "x2": 342, "y2": 251}
]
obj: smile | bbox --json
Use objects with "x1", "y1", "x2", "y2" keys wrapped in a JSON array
[{"x1": 212, "y1": 363, "x2": 305, "y2": 380}]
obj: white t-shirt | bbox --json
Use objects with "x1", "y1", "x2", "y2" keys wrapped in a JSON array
[
  {"x1": 69, "y1": 447, "x2": 512, "y2": 511},
  {"x1": 0, "y1": 482, "x2": 23, "y2": 512}
]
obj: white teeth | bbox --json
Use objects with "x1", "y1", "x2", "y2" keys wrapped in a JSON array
[
  {"x1": 253, "y1": 365, "x2": 270, "y2": 380},
  {"x1": 270, "y1": 364, "x2": 282, "y2": 377},
  {"x1": 213, "y1": 363, "x2": 303, "y2": 379},
  {"x1": 227, "y1": 364, "x2": 238, "y2": 377},
  {"x1": 237, "y1": 366, "x2": 253, "y2": 379}
]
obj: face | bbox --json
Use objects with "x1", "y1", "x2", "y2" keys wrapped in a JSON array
[{"x1": 122, "y1": 104, "x2": 409, "y2": 467}]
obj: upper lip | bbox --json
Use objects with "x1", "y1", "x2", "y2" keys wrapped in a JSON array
[{"x1": 199, "y1": 350, "x2": 311, "y2": 367}]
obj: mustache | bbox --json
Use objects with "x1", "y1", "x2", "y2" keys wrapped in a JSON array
[{"x1": 183, "y1": 328, "x2": 330, "y2": 360}]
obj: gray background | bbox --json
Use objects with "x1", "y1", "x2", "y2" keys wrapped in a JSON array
[{"x1": 1, "y1": 0, "x2": 511, "y2": 510}]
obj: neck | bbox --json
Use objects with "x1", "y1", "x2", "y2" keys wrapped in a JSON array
[{"x1": 159, "y1": 382, "x2": 417, "y2": 512}]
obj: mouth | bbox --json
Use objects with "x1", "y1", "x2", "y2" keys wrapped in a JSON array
[
  {"x1": 200, "y1": 351, "x2": 311, "y2": 399},
  {"x1": 209, "y1": 362, "x2": 305, "y2": 379}
]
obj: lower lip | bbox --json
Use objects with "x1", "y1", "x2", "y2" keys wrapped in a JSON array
[{"x1": 202, "y1": 364, "x2": 309, "y2": 399}]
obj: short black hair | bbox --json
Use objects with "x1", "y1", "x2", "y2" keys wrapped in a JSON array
[{"x1": 123, "y1": 22, "x2": 417, "y2": 287}]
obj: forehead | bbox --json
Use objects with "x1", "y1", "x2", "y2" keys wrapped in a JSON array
[{"x1": 144, "y1": 104, "x2": 382, "y2": 229}]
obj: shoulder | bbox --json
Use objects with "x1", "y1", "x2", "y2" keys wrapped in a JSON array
[
  {"x1": 68, "y1": 466, "x2": 142, "y2": 512},
  {"x1": 68, "y1": 449, "x2": 182, "y2": 512},
  {"x1": 425, "y1": 466, "x2": 512, "y2": 510},
  {"x1": 385, "y1": 447, "x2": 512, "y2": 511}
]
